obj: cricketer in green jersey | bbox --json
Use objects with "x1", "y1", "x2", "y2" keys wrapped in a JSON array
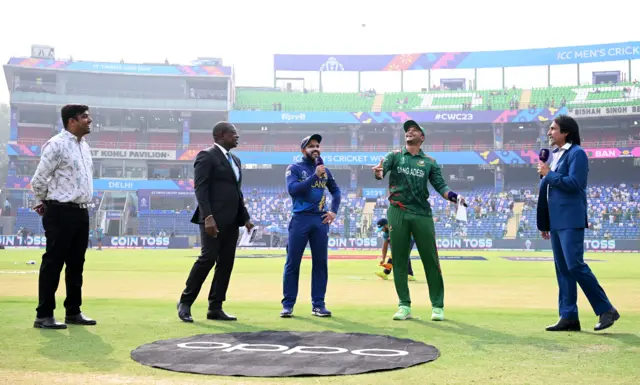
[{"x1": 372, "y1": 119, "x2": 466, "y2": 321}]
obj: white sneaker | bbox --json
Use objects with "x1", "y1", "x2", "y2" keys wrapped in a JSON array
[{"x1": 431, "y1": 307, "x2": 444, "y2": 321}]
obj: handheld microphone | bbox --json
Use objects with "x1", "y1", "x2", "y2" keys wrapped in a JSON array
[
  {"x1": 315, "y1": 156, "x2": 327, "y2": 178},
  {"x1": 538, "y1": 149, "x2": 550, "y2": 179},
  {"x1": 539, "y1": 149, "x2": 550, "y2": 162}
]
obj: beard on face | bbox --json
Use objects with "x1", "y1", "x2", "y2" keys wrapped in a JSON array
[{"x1": 305, "y1": 148, "x2": 320, "y2": 160}]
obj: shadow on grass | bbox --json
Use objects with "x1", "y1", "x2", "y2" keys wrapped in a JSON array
[
  {"x1": 298, "y1": 315, "x2": 568, "y2": 353},
  {"x1": 297, "y1": 313, "x2": 413, "y2": 337},
  {"x1": 414, "y1": 319, "x2": 569, "y2": 352},
  {"x1": 38, "y1": 326, "x2": 119, "y2": 370},
  {"x1": 583, "y1": 331, "x2": 640, "y2": 347},
  {"x1": 191, "y1": 320, "x2": 257, "y2": 331}
]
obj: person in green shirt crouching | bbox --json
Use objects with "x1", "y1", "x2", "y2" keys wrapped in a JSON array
[{"x1": 372, "y1": 119, "x2": 466, "y2": 321}]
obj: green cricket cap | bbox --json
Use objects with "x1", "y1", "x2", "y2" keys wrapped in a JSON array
[{"x1": 403, "y1": 120, "x2": 425, "y2": 135}]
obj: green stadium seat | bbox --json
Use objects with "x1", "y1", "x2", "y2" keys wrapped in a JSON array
[
  {"x1": 234, "y1": 90, "x2": 375, "y2": 112},
  {"x1": 234, "y1": 83, "x2": 640, "y2": 112}
]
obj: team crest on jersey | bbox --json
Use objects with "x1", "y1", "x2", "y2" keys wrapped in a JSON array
[
  {"x1": 400, "y1": 157, "x2": 406, "y2": 165},
  {"x1": 417, "y1": 160, "x2": 425, "y2": 166},
  {"x1": 301, "y1": 171, "x2": 308, "y2": 178}
]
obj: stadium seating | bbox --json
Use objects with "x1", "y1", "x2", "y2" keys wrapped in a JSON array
[
  {"x1": 15, "y1": 126, "x2": 56, "y2": 147},
  {"x1": 529, "y1": 84, "x2": 640, "y2": 109},
  {"x1": 12, "y1": 193, "x2": 103, "y2": 236},
  {"x1": 371, "y1": 188, "x2": 512, "y2": 239},
  {"x1": 518, "y1": 184, "x2": 640, "y2": 240},
  {"x1": 381, "y1": 89, "x2": 523, "y2": 111},
  {"x1": 139, "y1": 187, "x2": 514, "y2": 240},
  {"x1": 91, "y1": 131, "x2": 119, "y2": 148},
  {"x1": 138, "y1": 210, "x2": 196, "y2": 235},
  {"x1": 12, "y1": 83, "x2": 640, "y2": 154},
  {"x1": 235, "y1": 83, "x2": 640, "y2": 112},
  {"x1": 234, "y1": 91, "x2": 376, "y2": 111},
  {"x1": 135, "y1": 187, "x2": 365, "y2": 237},
  {"x1": 240, "y1": 188, "x2": 365, "y2": 236},
  {"x1": 12, "y1": 185, "x2": 639, "y2": 241},
  {"x1": 14, "y1": 208, "x2": 45, "y2": 235}
]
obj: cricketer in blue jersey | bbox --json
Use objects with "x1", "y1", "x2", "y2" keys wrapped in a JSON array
[
  {"x1": 95, "y1": 225, "x2": 103, "y2": 250},
  {"x1": 87, "y1": 229, "x2": 93, "y2": 249},
  {"x1": 280, "y1": 134, "x2": 341, "y2": 318}
]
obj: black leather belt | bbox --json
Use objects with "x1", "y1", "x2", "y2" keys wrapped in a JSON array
[{"x1": 45, "y1": 200, "x2": 88, "y2": 209}]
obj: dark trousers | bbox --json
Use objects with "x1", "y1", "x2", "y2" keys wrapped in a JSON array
[
  {"x1": 36, "y1": 203, "x2": 89, "y2": 318},
  {"x1": 383, "y1": 257, "x2": 415, "y2": 276},
  {"x1": 551, "y1": 228, "x2": 612, "y2": 319},
  {"x1": 282, "y1": 214, "x2": 328, "y2": 309},
  {"x1": 180, "y1": 223, "x2": 239, "y2": 310},
  {"x1": 384, "y1": 239, "x2": 415, "y2": 275}
]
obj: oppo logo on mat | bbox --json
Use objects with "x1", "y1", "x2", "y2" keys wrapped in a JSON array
[{"x1": 177, "y1": 342, "x2": 409, "y2": 357}]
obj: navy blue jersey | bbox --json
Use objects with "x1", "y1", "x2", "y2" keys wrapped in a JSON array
[
  {"x1": 381, "y1": 229, "x2": 414, "y2": 245},
  {"x1": 286, "y1": 158, "x2": 341, "y2": 215}
]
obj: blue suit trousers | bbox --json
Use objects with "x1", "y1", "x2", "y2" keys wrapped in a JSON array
[
  {"x1": 282, "y1": 214, "x2": 329, "y2": 308},
  {"x1": 551, "y1": 228, "x2": 612, "y2": 319}
]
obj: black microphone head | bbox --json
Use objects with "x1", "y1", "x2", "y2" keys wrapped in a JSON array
[
  {"x1": 539, "y1": 149, "x2": 550, "y2": 162},
  {"x1": 315, "y1": 156, "x2": 324, "y2": 166}
]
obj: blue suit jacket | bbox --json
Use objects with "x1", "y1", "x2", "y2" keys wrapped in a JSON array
[{"x1": 536, "y1": 144, "x2": 590, "y2": 232}]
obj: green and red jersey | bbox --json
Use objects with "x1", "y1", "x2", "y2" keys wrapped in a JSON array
[{"x1": 381, "y1": 147, "x2": 450, "y2": 217}]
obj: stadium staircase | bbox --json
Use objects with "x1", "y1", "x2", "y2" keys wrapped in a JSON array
[
  {"x1": 362, "y1": 201, "x2": 377, "y2": 230},
  {"x1": 371, "y1": 94, "x2": 386, "y2": 112},
  {"x1": 519, "y1": 89, "x2": 532, "y2": 108},
  {"x1": 505, "y1": 202, "x2": 524, "y2": 238}
]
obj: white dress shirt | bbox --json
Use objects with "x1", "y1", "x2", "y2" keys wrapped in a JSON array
[
  {"x1": 31, "y1": 130, "x2": 94, "y2": 205},
  {"x1": 214, "y1": 143, "x2": 240, "y2": 182},
  {"x1": 550, "y1": 143, "x2": 572, "y2": 172},
  {"x1": 547, "y1": 142, "x2": 572, "y2": 200}
]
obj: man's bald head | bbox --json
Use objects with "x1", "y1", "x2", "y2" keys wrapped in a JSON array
[
  {"x1": 213, "y1": 122, "x2": 235, "y2": 139},
  {"x1": 212, "y1": 121, "x2": 239, "y2": 150}
]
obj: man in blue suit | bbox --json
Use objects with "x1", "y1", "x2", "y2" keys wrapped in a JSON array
[{"x1": 537, "y1": 115, "x2": 619, "y2": 332}]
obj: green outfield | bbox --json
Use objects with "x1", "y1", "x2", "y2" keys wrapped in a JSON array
[{"x1": 0, "y1": 248, "x2": 639, "y2": 384}]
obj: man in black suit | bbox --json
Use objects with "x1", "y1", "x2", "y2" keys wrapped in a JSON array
[{"x1": 177, "y1": 122, "x2": 254, "y2": 322}]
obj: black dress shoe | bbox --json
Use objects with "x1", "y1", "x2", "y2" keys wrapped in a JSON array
[
  {"x1": 34, "y1": 317, "x2": 67, "y2": 329},
  {"x1": 207, "y1": 309, "x2": 237, "y2": 321},
  {"x1": 595, "y1": 308, "x2": 620, "y2": 331},
  {"x1": 546, "y1": 318, "x2": 581, "y2": 332},
  {"x1": 177, "y1": 303, "x2": 193, "y2": 323},
  {"x1": 65, "y1": 313, "x2": 97, "y2": 325}
]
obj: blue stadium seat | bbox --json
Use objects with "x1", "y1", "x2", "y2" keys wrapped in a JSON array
[
  {"x1": 517, "y1": 184, "x2": 640, "y2": 240},
  {"x1": 14, "y1": 185, "x2": 638, "y2": 242},
  {"x1": 14, "y1": 208, "x2": 45, "y2": 235}
]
